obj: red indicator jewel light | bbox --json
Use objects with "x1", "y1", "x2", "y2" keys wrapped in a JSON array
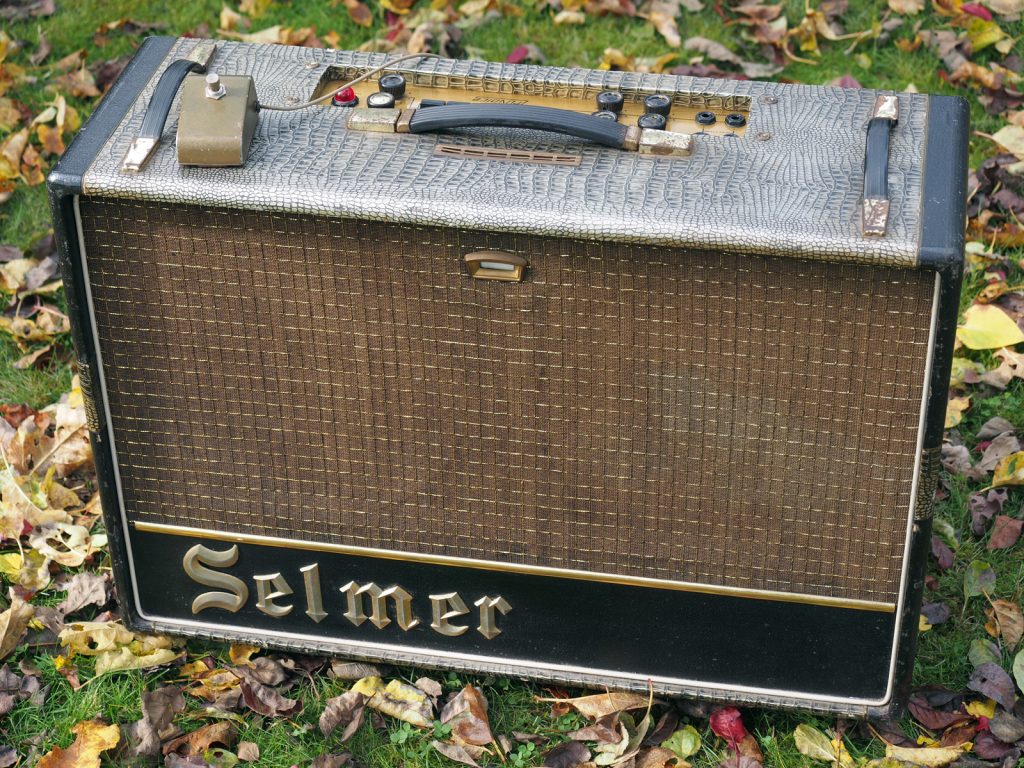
[{"x1": 332, "y1": 87, "x2": 358, "y2": 106}]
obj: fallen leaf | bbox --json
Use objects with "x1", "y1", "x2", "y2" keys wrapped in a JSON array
[
  {"x1": 441, "y1": 685, "x2": 493, "y2": 746},
  {"x1": 637, "y1": 746, "x2": 683, "y2": 768},
  {"x1": 343, "y1": 0, "x2": 374, "y2": 26},
  {"x1": 987, "y1": 515, "x2": 1023, "y2": 549},
  {"x1": 319, "y1": 690, "x2": 365, "y2": 741},
  {"x1": 544, "y1": 740, "x2": 590, "y2": 767},
  {"x1": 970, "y1": 488, "x2": 1008, "y2": 534},
  {"x1": 992, "y1": 124, "x2": 1024, "y2": 161},
  {"x1": 537, "y1": 691, "x2": 650, "y2": 719},
  {"x1": 989, "y1": 711, "x2": 1024, "y2": 743},
  {"x1": 94, "y1": 644, "x2": 181, "y2": 675},
  {"x1": 964, "y1": 560, "x2": 996, "y2": 599},
  {"x1": 0, "y1": 596, "x2": 33, "y2": 661},
  {"x1": 568, "y1": 712, "x2": 623, "y2": 744},
  {"x1": 237, "y1": 742, "x2": 259, "y2": 762},
  {"x1": 920, "y1": 602, "x2": 951, "y2": 626},
  {"x1": 993, "y1": 451, "x2": 1024, "y2": 486},
  {"x1": 956, "y1": 304, "x2": 1024, "y2": 349},
  {"x1": 978, "y1": 432, "x2": 1021, "y2": 471},
  {"x1": 124, "y1": 685, "x2": 185, "y2": 757},
  {"x1": 662, "y1": 725, "x2": 701, "y2": 759},
  {"x1": 56, "y1": 571, "x2": 110, "y2": 616},
  {"x1": 967, "y1": 662, "x2": 1016, "y2": 711},
  {"x1": 710, "y1": 707, "x2": 747, "y2": 748},
  {"x1": 884, "y1": 743, "x2": 968, "y2": 767},
  {"x1": 945, "y1": 396, "x2": 970, "y2": 428},
  {"x1": 907, "y1": 698, "x2": 972, "y2": 731},
  {"x1": 228, "y1": 644, "x2": 260, "y2": 666},
  {"x1": 889, "y1": 0, "x2": 924, "y2": 13},
  {"x1": 37, "y1": 720, "x2": 120, "y2": 768},
  {"x1": 1013, "y1": 649, "x2": 1024, "y2": 693},
  {"x1": 646, "y1": 0, "x2": 683, "y2": 46},
  {"x1": 432, "y1": 740, "x2": 480, "y2": 767},
  {"x1": 329, "y1": 661, "x2": 384, "y2": 680},
  {"x1": 164, "y1": 721, "x2": 238, "y2": 757},
  {"x1": 239, "y1": 679, "x2": 302, "y2": 718}
]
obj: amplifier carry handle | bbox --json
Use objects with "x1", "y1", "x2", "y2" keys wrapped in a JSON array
[
  {"x1": 347, "y1": 103, "x2": 693, "y2": 158},
  {"x1": 862, "y1": 94, "x2": 898, "y2": 237},
  {"x1": 121, "y1": 41, "x2": 218, "y2": 172}
]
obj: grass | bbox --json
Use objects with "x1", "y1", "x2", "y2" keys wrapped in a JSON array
[{"x1": 1, "y1": 1, "x2": 1024, "y2": 766}]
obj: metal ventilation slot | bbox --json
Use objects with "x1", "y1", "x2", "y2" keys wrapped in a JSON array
[{"x1": 434, "y1": 143, "x2": 582, "y2": 166}]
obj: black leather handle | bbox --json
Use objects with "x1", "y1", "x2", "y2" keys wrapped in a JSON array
[
  {"x1": 408, "y1": 104, "x2": 630, "y2": 148},
  {"x1": 863, "y1": 117, "x2": 892, "y2": 200},
  {"x1": 139, "y1": 59, "x2": 207, "y2": 141}
]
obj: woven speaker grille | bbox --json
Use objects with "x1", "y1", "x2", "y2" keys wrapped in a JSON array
[{"x1": 79, "y1": 198, "x2": 935, "y2": 603}]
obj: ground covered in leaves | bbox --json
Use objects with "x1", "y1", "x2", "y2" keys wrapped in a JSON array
[{"x1": 1, "y1": 0, "x2": 1024, "y2": 766}]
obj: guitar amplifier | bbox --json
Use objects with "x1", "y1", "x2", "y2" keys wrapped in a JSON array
[{"x1": 49, "y1": 36, "x2": 967, "y2": 716}]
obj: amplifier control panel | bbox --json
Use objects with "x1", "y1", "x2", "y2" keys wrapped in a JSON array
[{"x1": 313, "y1": 66, "x2": 751, "y2": 138}]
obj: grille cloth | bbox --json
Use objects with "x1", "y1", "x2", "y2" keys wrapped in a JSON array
[{"x1": 79, "y1": 198, "x2": 935, "y2": 602}]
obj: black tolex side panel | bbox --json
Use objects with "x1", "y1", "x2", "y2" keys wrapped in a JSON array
[
  {"x1": 47, "y1": 36, "x2": 178, "y2": 646},
  {"x1": 130, "y1": 528, "x2": 897, "y2": 700}
]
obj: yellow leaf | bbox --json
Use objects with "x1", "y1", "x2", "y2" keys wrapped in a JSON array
[
  {"x1": 993, "y1": 451, "x2": 1024, "y2": 487},
  {"x1": 230, "y1": 643, "x2": 261, "y2": 665},
  {"x1": 37, "y1": 720, "x2": 120, "y2": 768},
  {"x1": 885, "y1": 743, "x2": 968, "y2": 767},
  {"x1": 94, "y1": 645, "x2": 181, "y2": 675},
  {"x1": 794, "y1": 724, "x2": 837, "y2": 761},
  {"x1": 0, "y1": 128, "x2": 27, "y2": 180},
  {"x1": 0, "y1": 552, "x2": 22, "y2": 579},
  {"x1": 945, "y1": 395, "x2": 970, "y2": 428},
  {"x1": 919, "y1": 614, "x2": 932, "y2": 632},
  {"x1": 992, "y1": 124, "x2": 1024, "y2": 162},
  {"x1": 351, "y1": 676, "x2": 434, "y2": 727},
  {"x1": 956, "y1": 304, "x2": 1024, "y2": 350},
  {"x1": 60, "y1": 621, "x2": 135, "y2": 655},
  {"x1": 965, "y1": 698, "x2": 996, "y2": 718}
]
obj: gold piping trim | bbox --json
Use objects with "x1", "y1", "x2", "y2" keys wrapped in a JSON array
[{"x1": 133, "y1": 522, "x2": 896, "y2": 613}]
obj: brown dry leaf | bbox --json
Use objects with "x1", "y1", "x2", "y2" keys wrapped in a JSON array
[
  {"x1": 344, "y1": 0, "x2": 375, "y2": 26},
  {"x1": 432, "y1": 741, "x2": 480, "y2": 767},
  {"x1": 189, "y1": 668, "x2": 243, "y2": 701},
  {"x1": 987, "y1": 515, "x2": 1023, "y2": 550},
  {"x1": 37, "y1": 720, "x2": 120, "y2": 768},
  {"x1": 30, "y1": 30, "x2": 50, "y2": 66},
  {"x1": 239, "y1": 679, "x2": 303, "y2": 717},
  {"x1": 441, "y1": 685, "x2": 493, "y2": 746},
  {"x1": 0, "y1": 98, "x2": 23, "y2": 132},
  {"x1": 219, "y1": 6, "x2": 247, "y2": 31},
  {"x1": 55, "y1": 67, "x2": 100, "y2": 99},
  {"x1": 536, "y1": 691, "x2": 650, "y2": 719},
  {"x1": 0, "y1": 595, "x2": 34, "y2": 661},
  {"x1": 123, "y1": 685, "x2": 186, "y2": 758},
  {"x1": 320, "y1": 690, "x2": 366, "y2": 741},
  {"x1": 39, "y1": 378, "x2": 90, "y2": 477},
  {"x1": 985, "y1": 599, "x2": 1023, "y2": 647},
  {"x1": 56, "y1": 571, "x2": 110, "y2": 616},
  {"x1": 238, "y1": 741, "x2": 259, "y2": 762},
  {"x1": 351, "y1": 676, "x2": 433, "y2": 727},
  {"x1": 0, "y1": 128, "x2": 28, "y2": 180},
  {"x1": 637, "y1": 746, "x2": 686, "y2": 768},
  {"x1": 646, "y1": 0, "x2": 683, "y2": 46},
  {"x1": 163, "y1": 721, "x2": 238, "y2": 757}
]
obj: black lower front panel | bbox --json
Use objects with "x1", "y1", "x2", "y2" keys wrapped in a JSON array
[{"x1": 128, "y1": 525, "x2": 897, "y2": 702}]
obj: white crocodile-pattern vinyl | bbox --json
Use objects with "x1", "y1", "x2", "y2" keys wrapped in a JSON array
[{"x1": 82, "y1": 38, "x2": 929, "y2": 267}]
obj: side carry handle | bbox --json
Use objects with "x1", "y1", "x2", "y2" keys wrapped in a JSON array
[
  {"x1": 121, "y1": 41, "x2": 218, "y2": 172},
  {"x1": 862, "y1": 94, "x2": 898, "y2": 237}
]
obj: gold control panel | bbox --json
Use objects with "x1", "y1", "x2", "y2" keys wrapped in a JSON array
[{"x1": 314, "y1": 66, "x2": 751, "y2": 138}]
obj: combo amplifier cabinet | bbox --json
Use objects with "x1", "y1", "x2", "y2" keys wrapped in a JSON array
[{"x1": 49, "y1": 37, "x2": 968, "y2": 716}]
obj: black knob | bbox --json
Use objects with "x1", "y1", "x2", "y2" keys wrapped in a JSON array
[
  {"x1": 643, "y1": 94, "x2": 672, "y2": 117},
  {"x1": 725, "y1": 112, "x2": 747, "y2": 128},
  {"x1": 637, "y1": 113, "x2": 667, "y2": 130},
  {"x1": 596, "y1": 91, "x2": 624, "y2": 114},
  {"x1": 379, "y1": 73, "x2": 407, "y2": 99},
  {"x1": 695, "y1": 111, "x2": 716, "y2": 126},
  {"x1": 592, "y1": 110, "x2": 619, "y2": 121},
  {"x1": 367, "y1": 91, "x2": 396, "y2": 109}
]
